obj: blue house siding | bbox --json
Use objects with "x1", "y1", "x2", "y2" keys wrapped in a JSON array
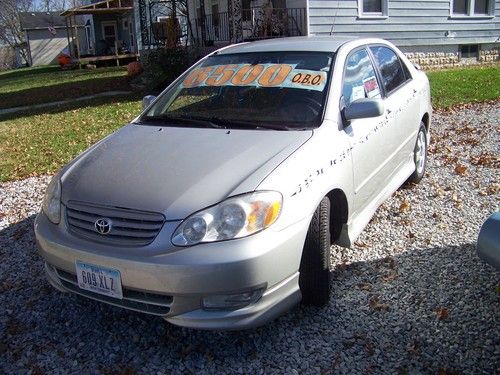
[{"x1": 308, "y1": 0, "x2": 500, "y2": 48}]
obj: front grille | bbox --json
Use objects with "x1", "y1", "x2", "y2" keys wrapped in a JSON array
[
  {"x1": 55, "y1": 268, "x2": 173, "y2": 316},
  {"x1": 66, "y1": 201, "x2": 165, "y2": 246}
]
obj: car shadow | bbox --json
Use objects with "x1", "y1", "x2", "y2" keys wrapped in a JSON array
[{"x1": 0, "y1": 215, "x2": 498, "y2": 373}]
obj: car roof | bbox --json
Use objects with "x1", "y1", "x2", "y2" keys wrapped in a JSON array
[{"x1": 217, "y1": 36, "x2": 362, "y2": 55}]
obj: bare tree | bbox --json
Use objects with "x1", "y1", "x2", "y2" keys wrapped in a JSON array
[{"x1": 0, "y1": 0, "x2": 33, "y2": 62}]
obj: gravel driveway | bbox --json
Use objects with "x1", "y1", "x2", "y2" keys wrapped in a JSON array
[{"x1": 1, "y1": 102, "x2": 498, "y2": 374}]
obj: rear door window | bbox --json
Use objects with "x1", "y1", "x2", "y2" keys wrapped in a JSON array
[{"x1": 369, "y1": 46, "x2": 408, "y2": 94}]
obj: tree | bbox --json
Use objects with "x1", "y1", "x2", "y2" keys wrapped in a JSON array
[
  {"x1": 0, "y1": 0, "x2": 33, "y2": 63},
  {"x1": 0, "y1": 0, "x2": 82, "y2": 65}
]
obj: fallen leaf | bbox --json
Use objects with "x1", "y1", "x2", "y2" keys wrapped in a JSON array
[
  {"x1": 436, "y1": 307, "x2": 449, "y2": 320},
  {"x1": 369, "y1": 295, "x2": 390, "y2": 311},
  {"x1": 358, "y1": 283, "x2": 373, "y2": 291},
  {"x1": 382, "y1": 270, "x2": 398, "y2": 282},
  {"x1": 479, "y1": 184, "x2": 499, "y2": 196},
  {"x1": 454, "y1": 164, "x2": 468, "y2": 175},
  {"x1": 355, "y1": 240, "x2": 369, "y2": 248},
  {"x1": 399, "y1": 200, "x2": 410, "y2": 213}
]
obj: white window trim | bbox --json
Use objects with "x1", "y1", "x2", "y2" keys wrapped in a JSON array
[
  {"x1": 449, "y1": 0, "x2": 495, "y2": 18},
  {"x1": 357, "y1": 0, "x2": 389, "y2": 19},
  {"x1": 101, "y1": 21, "x2": 118, "y2": 41},
  {"x1": 85, "y1": 24, "x2": 94, "y2": 52}
]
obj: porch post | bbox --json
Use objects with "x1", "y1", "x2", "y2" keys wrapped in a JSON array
[
  {"x1": 73, "y1": 15, "x2": 81, "y2": 60},
  {"x1": 199, "y1": 0, "x2": 206, "y2": 46},
  {"x1": 68, "y1": 15, "x2": 74, "y2": 57},
  {"x1": 65, "y1": 17, "x2": 71, "y2": 56},
  {"x1": 227, "y1": 0, "x2": 233, "y2": 42},
  {"x1": 230, "y1": 0, "x2": 242, "y2": 43}
]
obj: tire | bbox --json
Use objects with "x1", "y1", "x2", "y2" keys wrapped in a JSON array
[
  {"x1": 299, "y1": 196, "x2": 331, "y2": 306},
  {"x1": 407, "y1": 123, "x2": 428, "y2": 184}
]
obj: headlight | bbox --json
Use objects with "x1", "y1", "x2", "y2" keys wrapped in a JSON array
[
  {"x1": 42, "y1": 175, "x2": 61, "y2": 224},
  {"x1": 172, "y1": 191, "x2": 282, "y2": 246}
]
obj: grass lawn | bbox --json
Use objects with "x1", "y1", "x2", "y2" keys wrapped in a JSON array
[
  {"x1": 0, "y1": 64, "x2": 499, "y2": 182},
  {"x1": 0, "y1": 98, "x2": 142, "y2": 182},
  {"x1": 427, "y1": 65, "x2": 500, "y2": 108},
  {"x1": 0, "y1": 65, "x2": 131, "y2": 110}
]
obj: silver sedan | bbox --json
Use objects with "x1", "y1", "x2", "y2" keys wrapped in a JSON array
[{"x1": 35, "y1": 36, "x2": 432, "y2": 329}]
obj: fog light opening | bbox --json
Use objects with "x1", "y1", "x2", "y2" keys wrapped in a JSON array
[{"x1": 202, "y1": 288, "x2": 264, "y2": 310}]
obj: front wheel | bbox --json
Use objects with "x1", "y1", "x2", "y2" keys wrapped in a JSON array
[
  {"x1": 299, "y1": 196, "x2": 331, "y2": 306},
  {"x1": 407, "y1": 123, "x2": 427, "y2": 184}
]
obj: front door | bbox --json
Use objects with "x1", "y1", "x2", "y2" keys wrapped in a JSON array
[
  {"x1": 341, "y1": 47, "x2": 398, "y2": 215},
  {"x1": 102, "y1": 21, "x2": 117, "y2": 53}
]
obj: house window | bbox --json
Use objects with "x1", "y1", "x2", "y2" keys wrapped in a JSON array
[
  {"x1": 460, "y1": 44, "x2": 479, "y2": 58},
  {"x1": 242, "y1": 0, "x2": 252, "y2": 21},
  {"x1": 452, "y1": 0, "x2": 492, "y2": 16},
  {"x1": 272, "y1": 0, "x2": 286, "y2": 8},
  {"x1": 358, "y1": 0, "x2": 388, "y2": 17}
]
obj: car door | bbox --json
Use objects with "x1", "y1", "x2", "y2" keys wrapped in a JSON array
[
  {"x1": 341, "y1": 47, "x2": 400, "y2": 216},
  {"x1": 369, "y1": 45, "x2": 421, "y2": 171}
]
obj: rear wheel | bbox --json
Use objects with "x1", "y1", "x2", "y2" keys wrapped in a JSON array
[
  {"x1": 407, "y1": 123, "x2": 427, "y2": 184},
  {"x1": 299, "y1": 196, "x2": 331, "y2": 306}
]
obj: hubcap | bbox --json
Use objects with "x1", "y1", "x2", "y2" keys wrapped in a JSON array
[{"x1": 415, "y1": 131, "x2": 426, "y2": 174}]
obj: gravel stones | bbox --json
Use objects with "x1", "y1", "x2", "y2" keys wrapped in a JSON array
[{"x1": 1, "y1": 102, "x2": 499, "y2": 374}]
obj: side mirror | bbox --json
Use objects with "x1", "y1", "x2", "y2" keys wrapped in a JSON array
[
  {"x1": 142, "y1": 95, "x2": 157, "y2": 110},
  {"x1": 343, "y1": 98, "x2": 384, "y2": 121}
]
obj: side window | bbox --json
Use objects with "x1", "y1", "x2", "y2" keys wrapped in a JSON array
[
  {"x1": 369, "y1": 46, "x2": 408, "y2": 94},
  {"x1": 342, "y1": 48, "x2": 381, "y2": 107}
]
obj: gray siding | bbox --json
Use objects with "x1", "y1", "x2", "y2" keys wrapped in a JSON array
[{"x1": 309, "y1": 0, "x2": 500, "y2": 47}]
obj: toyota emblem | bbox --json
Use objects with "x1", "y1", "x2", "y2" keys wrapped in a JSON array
[{"x1": 94, "y1": 218, "x2": 112, "y2": 235}]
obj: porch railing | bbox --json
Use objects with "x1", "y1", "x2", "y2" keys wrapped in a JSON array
[
  {"x1": 241, "y1": 7, "x2": 306, "y2": 41},
  {"x1": 192, "y1": 7, "x2": 307, "y2": 45}
]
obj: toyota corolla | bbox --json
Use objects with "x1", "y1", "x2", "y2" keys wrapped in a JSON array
[{"x1": 35, "y1": 36, "x2": 432, "y2": 329}]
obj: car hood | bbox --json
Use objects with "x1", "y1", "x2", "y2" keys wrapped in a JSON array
[{"x1": 61, "y1": 124, "x2": 312, "y2": 220}]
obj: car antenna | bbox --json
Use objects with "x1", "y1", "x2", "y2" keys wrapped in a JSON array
[{"x1": 329, "y1": 0, "x2": 340, "y2": 35}]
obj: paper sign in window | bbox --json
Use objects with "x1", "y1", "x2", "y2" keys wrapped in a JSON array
[
  {"x1": 363, "y1": 76, "x2": 381, "y2": 98},
  {"x1": 181, "y1": 63, "x2": 328, "y2": 92},
  {"x1": 350, "y1": 86, "x2": 366, "y2": 102}
]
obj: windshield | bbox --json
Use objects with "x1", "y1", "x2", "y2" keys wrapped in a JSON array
[{"x1": 141, "y1": 51, "x2": 335, "y2": 130}]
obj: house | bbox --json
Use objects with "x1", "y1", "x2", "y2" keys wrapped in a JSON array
[
  {"x1": 19, "y1": 12, "x2": 86, "y2": 66},
  {"x1": 134, "y1": 0, "x2": 499, "y2": 67},
  {"x1": 61, "y1": 0, "x2": 139, "y2": 66}
]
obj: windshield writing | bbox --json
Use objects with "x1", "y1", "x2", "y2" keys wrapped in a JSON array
[{"x1": 181, "y1": 63, "x2": 327, "y2": 92}]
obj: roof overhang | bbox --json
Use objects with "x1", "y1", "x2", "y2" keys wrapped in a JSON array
[{"x1": 61, "y1": 0, "x2": 133, "y2": 17}]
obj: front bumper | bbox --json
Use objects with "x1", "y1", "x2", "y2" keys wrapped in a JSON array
[{"x1": 35, "y1": 212, "x2": 309, "y2": 330}]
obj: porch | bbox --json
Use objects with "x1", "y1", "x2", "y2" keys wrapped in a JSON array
[
  {"x1": 61, "y1": 0, "x2": 139, "y2": 67},
  {"x1": 191, "y1": 6, "x2": 307, "y2": 45},
  {"x1": 138, "y1": 0, "x2": 307, "y2": 49}
]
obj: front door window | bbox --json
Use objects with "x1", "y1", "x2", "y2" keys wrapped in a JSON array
[{"x1": 102, "y1": 22, "x2": 117, "y2": 52}]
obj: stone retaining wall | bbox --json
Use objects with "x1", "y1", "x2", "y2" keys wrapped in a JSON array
[{"x1": 404, "y1": 46, "x2": 499, "y2": 69}]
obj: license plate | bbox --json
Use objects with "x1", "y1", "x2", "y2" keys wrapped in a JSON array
[{"x1": 75, "y1": 261, "x2": 123, "y2": 299}]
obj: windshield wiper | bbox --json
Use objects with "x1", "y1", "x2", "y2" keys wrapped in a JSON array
[
  {"x1": 141, "y1": 114, "x2": 306, "y2": 131},
  {"x1": 188, "y1": 116, "x2": 299, "y2": 131},
  {"x1": 140, "y1": 114, "x2": 224, "y2": 129}
]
